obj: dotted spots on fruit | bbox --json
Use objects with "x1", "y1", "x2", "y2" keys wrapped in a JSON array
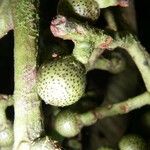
[
  {"x1": 58, "y1": 0, "x2": 100, "y2": 21},
  {"x1": 37, "y1": 56, "x2": 86, "y2": 107}
]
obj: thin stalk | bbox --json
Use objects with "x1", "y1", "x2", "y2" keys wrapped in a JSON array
[
  {"x1": 12, "y1": 0, "x2": 42, "y2": 148},
  {"x1": 95, "y1": 0, "x2": 129, "y2": 8},
  {"x1": 104, "y1": 9, "x2": 117, "y2": 31},
  {"x1": 12, "y1": 0, "x2": 58, "y2": 149},
  {"x1": 111, "y1": 33, "x2": 150, "y2": 92},
  {"x1": 79, "y1": 92, "x2": 150, "y2": 126}
]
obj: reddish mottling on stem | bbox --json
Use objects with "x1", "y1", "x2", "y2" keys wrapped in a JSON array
[
  {"x1": 118, "y1": 0, "x2": 129, "y2": 7},
  {"x1": 0, "y1": 95, "x2": 8, "y2": 100},
  {"x1": 23, "y1": 65, "x2": 36, "y2": 91},
  {"x1": 50, "y1": 16, "x2": 67, "y2": 37},
  {"x1": 92, "y1": 110, "x2": 103, "y2": 120},
  {"x1": 120, "y1": 104, "x2": 129, "y2": 113},
  {"x1": 99, "y1": 36, "x2": 113, "y2": 49}
]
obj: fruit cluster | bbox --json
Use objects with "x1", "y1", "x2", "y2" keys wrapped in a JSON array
[{"x1": 36, "y1": 0, "x2": 149, "y2": 149}]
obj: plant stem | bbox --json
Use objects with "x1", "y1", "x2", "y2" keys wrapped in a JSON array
[
  {"x1": 51, "y1": 16, "x2": 150, "y2": 132},
  {"x1": 79, "y1": 92, "x2": 150, "y2": 126},
  {"x1": 11, "y1": 0, "x2": 59, "y2": 149},
  {"x1": 95, "y1": 0, "x2": 118, "y2": 8},
  {"x1": 111, "y1": 33, "x2": 150, "y2": 92},
  {"x1": 50, "y1": 15, "x2": 111, "y2": 65},
  {"x1": 12, "y1": 0, "x2": 42, "y2": 148},
  {"x1": 51, "y1": 16, "x2": 150, "y2": 92},
  {"x1": 104, "y1": 9, "x2": 117, "y2": 31},
  {"x1": 95, "y1": 0, "x2": 129, "y2": 8}
]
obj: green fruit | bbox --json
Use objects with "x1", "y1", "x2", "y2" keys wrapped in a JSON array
[
  {"x1": 119, "y1": 134, "x2": 147, "y2": 150},
  {"x1": 57, "y1": 0, "x2": 100, "y2": 21},
  {"x1": 37, "y1": 55, "x2": 86, "y2": 107},
  {"x1": 0, "y1": 122, "x2": 14, "y2": 147},
  {"x1": 55, "y1": 110, "x2": 81, "y2": 137}
]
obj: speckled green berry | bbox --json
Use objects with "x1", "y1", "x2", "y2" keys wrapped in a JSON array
[
  {"x1": 58, "y1": 0, "x2": 100, "y2": 21},
  {"x1": 119, "y1": 134, "x2": 147, "y2": 150},
  {"x1": 0, "y1": 122, "x2": 14, "y2": 147},
  {"x1": 55, "y1": 110, "x2": 82, "y2": 137},
  {"x1": 37, "y1": 55, "x2": 86, "y2": 107}
]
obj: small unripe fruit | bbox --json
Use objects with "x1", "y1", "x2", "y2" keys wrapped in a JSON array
[
  {"x1": 119, "y1": 134, "x2": 147, "y2": 150},
  {"x1": 37, "y1": 56, "x2": 86, "y2": 107},
  {"x1": 58, "y1": 0, "x2": 100, "y2": 21},
  {"x1": 55, "y1": 110, "x2": 82, "y2": 137}
]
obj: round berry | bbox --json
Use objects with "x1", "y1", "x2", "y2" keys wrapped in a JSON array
[
  {"x1": 55, "y1": 110, "x2": 81, "y2": 137},
  {"x1": 119, "y1": 134, "x2": 147, "y2": 150},
  {"x1": 58, "y1": 0, "x2": 100, "y2": 21},
  {"x1": 37, "y1": 56, "x2": 86, "y2": 107}
]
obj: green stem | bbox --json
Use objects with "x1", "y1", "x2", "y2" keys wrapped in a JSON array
[
  {"x1": 51, "y1": 16, "x2": 150, "y2": 92},
  {"x1": 55, "y1": 92, "x2": 150, "y2": 138},
  {"x1": 129, "y1": 43, "x2": 150, "y2": 91},
  {"x1": 79, "y1": 92, "x2": 150, "y2": 126},
  {"x1": 95, "y1": 0, "x2": 118, "y2": 8},
  {"x1": 50, "y1": 15, "x2": 110, "y2": 64},
  {"x1": 52, "y1": 16, "x2": 150, "y2": 139},
  {"x1": 104, "y1": 9, "x2": 117, "y2": 31},
  {"x1": 11, "y1": 0, "x2": 59, "y2": 149},
  {"x1": 111, "y1": 33, "x2": 150, "y2": 92},
  {"x1": 12, "y1": 0, "x2": 41, "y2": 148}
]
